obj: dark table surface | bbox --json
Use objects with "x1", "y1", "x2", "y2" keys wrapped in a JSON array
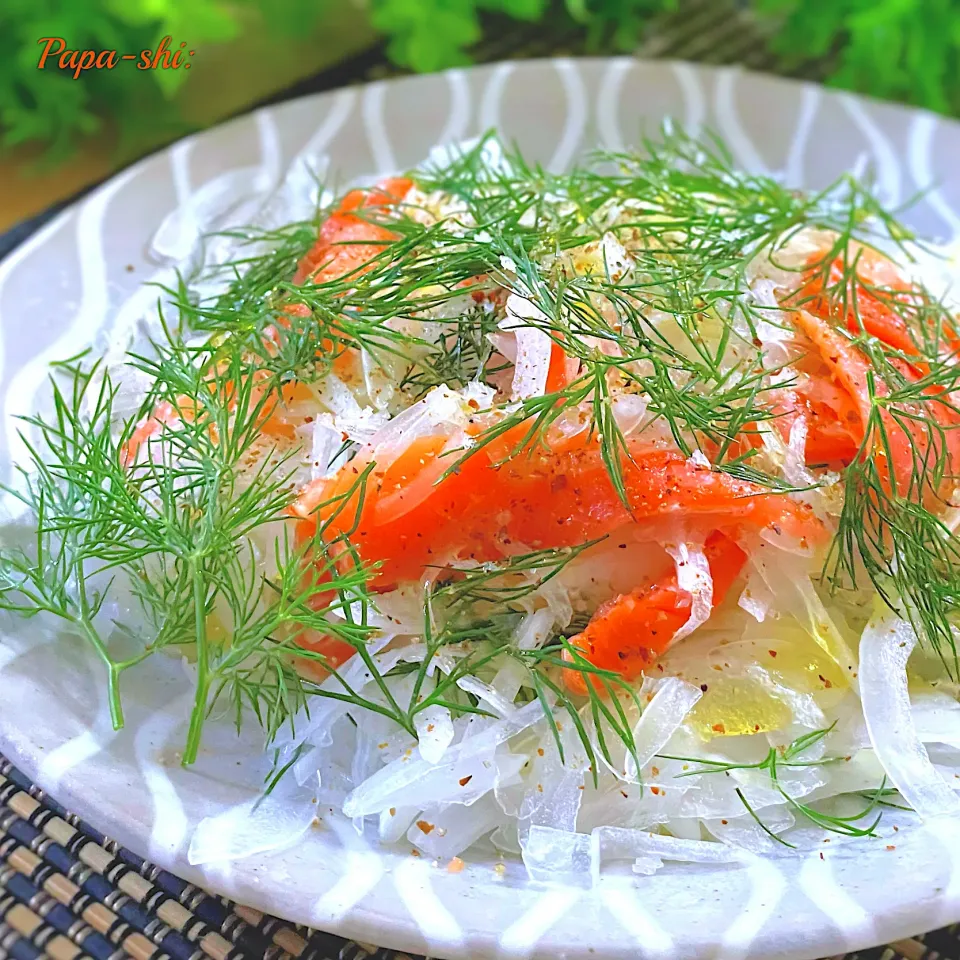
[{"x1": 0, "y1": 4, "x2": 952, "y2": 959}]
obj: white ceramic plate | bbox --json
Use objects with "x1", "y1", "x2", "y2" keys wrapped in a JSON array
[{"x1": 3, "y1": 58, "x2": 960, "y2": 960}]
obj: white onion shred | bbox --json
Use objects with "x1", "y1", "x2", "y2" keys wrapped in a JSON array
[
  {"x1": 745, "y1": 665, "x2": 826, "y2": 730},
  {"x1": 664, "y1": 540, "x2": 714, "y2": 643},
  {"x1": 309, "y1": 418, "x2": 342, "y2": 480},
  {"x1": 379, "y1": 805, "x2": 419, "y2": 843},
  {"x1": 514, "y1": 607, "x2": 556, "y2": 651},
  {"x1": 414, "y1": 705, "x2": 455, "y2": 764},
  {"x1": 315, "y1": 374, "x2": 389, "y2": 445},
  {"x1": 784, "y1": 414, "x2": 816, "y2": 489},
  {"x1": 611, "y1": 393, "x2": 649, "y2": 435},
  {"x1": 343, "y1": 701, "x2": 544, "y2": 817},
  {"x1": 522, "y1": 825, "x2": 593, "y2": 888},
  {"x1": 600, "y1": 232, "x2": 632, "y2": 280},
  {"x1": 367, "y1": 384, "x2": 470, "y2": 455},
  {"x1": 738, "y1": 569, "x2": 774, "y2": 622},
  {"x1": 151, "y1": 168, "x2": 271, "y2": 264},
  {"x1": 592, "y1": 826, "x2": 745, "y2": 869},
  {"x1": 747, "y1": 277, "x2": 794, "y2": 367},
  {"x1": 455, "y1": 676, "x2": 517, "y2": 718},
  {"x1": 859, "y1": 613, "x2": 960, "y2": 819},
  {"x1": 409, "y1": 795, "x2": 502, "y2": 856},
  {"x1": 624, "y1": 678, "x2": 703, "y2": 781},
  {"x1": 503, "y1": 293, "x2": 553, "y2": 399}
]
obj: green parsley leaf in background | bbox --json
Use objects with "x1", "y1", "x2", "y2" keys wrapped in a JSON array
[{"x1": 756, "y1": 0, "x2": 960, "y2": 115}]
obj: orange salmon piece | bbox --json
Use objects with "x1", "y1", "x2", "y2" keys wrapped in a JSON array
[
  {"x1": 293, "y1": 438, "x2": 823, "y2": 590},
  {"x1": 293, "y1": 177, "x2": 412, "y2": 286},
  {"x1": 563, "y1": 530, "x2": 747, "y2": 693}
]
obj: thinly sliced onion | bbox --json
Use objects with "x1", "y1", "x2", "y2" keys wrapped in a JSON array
[
  {"x1": 277, "y1": 638, "x2": 397, "y2": 760},
  {"x1": 487, "y1": 332, "x2": 518, "y2": 363},
  {"x1": 859, "y1": 613, "x2": 960, "y2": 819},
  {"x1": 623, "y1": 678, "x2": 702, "y2": 782},
  {"x1": 490, "y1": 822, "x2": 523, "y2": 855},
  {"x1": 503, "y1": 294, "x2": 553, "y2": 399},
  {"x1": 151, "y1": 167, "x2": 270, "y2": 264},
  {"x1": 343, "y1": 701, "x2": 544, "y2": 817},
  {"x1": 752, "y1": 550, "x2": 857, "y2": 675},
  {"x1": 589, "y1": 825, "x2": 745, "y2": 883},
  {"x1": 747, "y1": 278, "x2": 795, "y2": 367},
  {"x1": 348, "y1": 742, "x2": 505, "y2": 817},
  {"x1": 745, "y1": 664, "x2": 826, "y2": 730},
  {"x1": 456, "y1": 676, "x2": 517, "y2": 718},
  {"x1": 309, "y1": 418, "x2": 342, "y2": 480},
  {"x1": 592, "y1": 825, "x2": 746, "y2": 868},
  {"x1": 522, "y1": 825, "x2": 593, "y2": 888},
  {"x1": 514, "y1": 607, "x2": 556, "y2": 651},
  {"x1": 738, "y1": 566, "x2": 775, "y2": 622},
  {"x1": 490, "y1": 658, "x2": 528, "y2": 705},
  {"x1": 611, "y1": 393, "x2": 649, "y2": 436},
  {"x1": 367, "y1": 385, "x2": 468, "y2": 457},
  {"x1": 510, "y1": 326, "x2": 552, "y2": 399},
  {"x1": 408, "y1": 794, "x2": 502, "y2": 857},
  {"x1": 528, "y1": 735, "x2": 588, "y2": 832},
  {"x1": 361, "y1": 344, "x2": 399, "y2": 411},
  {"x1": 664, "y1": 540, "x2": 713, "y2": 643},
  {"x1": 600, "y1": 232, "x2": 633, "y2": 281},
  {"x1": 666, "y1": 817, "x2": 703, "y2": 841},
  {"x1": 414, "y1": 705, "x2": 455, "y2": 764},
  {"x1": 461, "y1": 381, "x2": 496, "y2": 410},
  {"x1": 315, "y1": 374, "x2": 388, "y2": 445},
  {"x1": 496, "y1": 720, "x2": 578, "y2": 822},
  {"x1": 351, "y1": 716, "x2": 383, "y2": 789},
  {"x1": 784, "y1": 414, "x2": 816, "y2": 489},
  {"x1": 257, "y1": 152, "x2": 328, "y2": 229},
  {"x1": 379, "y1": 805, "x2": 419, "y2": 843},
  {"x1": 372, "y1": 586, "x2": 426, "y2": 635},
  {"x1": 799, "y1": 751, "x2": 887, "y2": 803},
  {"x1": 538, "y1": 580, "x2": 574, "y2": 631}
]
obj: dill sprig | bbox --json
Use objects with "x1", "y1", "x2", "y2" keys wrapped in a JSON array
[
  {"x1": 0, "y1": 338, "x2": 384, "y2": 761},
  {"x1": 661, "y1": 724, "x2": 893, "y2": 845},
  {"x1": 800, "y1": 255, "x2": 960, "y2": 674},
  {"x1": 518, "y1": 639, "x2": 646, "y2": 785},
  {"x1": 430, "y1": 539, "x2": 603, "y2": 606}
]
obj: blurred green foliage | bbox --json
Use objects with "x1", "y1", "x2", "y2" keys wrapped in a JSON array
[
  {"x1": 756, "y1": 0, "x2": 960, "y2": 115},
  {"x1": 2, "y1": 0, "x2": 959, "y2": 165},
  {"x1": 1, "y1": 0, "x2": 241, "y2": 161}
]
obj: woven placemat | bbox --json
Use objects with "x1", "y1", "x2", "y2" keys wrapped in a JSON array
[
  {"x1": 0, "y1": 2, "x2": 954, "y2": 958},
  {"x1": 0, "y1": 753, "x2": 945, "y2": 960}
]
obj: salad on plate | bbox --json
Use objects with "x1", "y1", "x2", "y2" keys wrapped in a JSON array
[{"x1": 3, "y1": 128, "x2": 960, "y2": 879}]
